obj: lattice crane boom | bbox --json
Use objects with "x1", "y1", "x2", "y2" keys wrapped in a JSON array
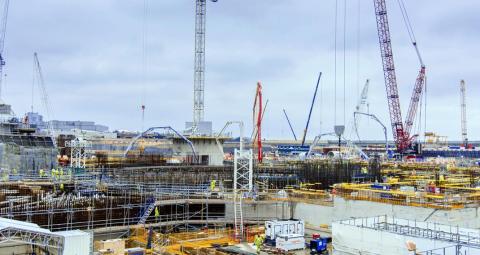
[
  {"x1": 404, "y1": 65, "x2": 425, "y2": 138},
  {"x1": 193, "y1": 0, "x2": 217, "y2": 131},
  {"x1": 373, "y1": 0, "x2": 407, "y2": 152},
  {"x1": 0, "y1": 0, "x2": 9, "y2": 98},
  {"x1": 33, "y1": 53, "x2": 56, "y2": 147},
  {"x1": 251, "y1": 82, "x2": 263, "y2": 162},
  {"x1": 374, "y1": 0, "x2": 426, "y2": 153}
]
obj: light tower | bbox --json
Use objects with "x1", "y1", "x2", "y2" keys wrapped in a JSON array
[
  {"x1": 192, "y1": 0, "x2": 217, "y2": 134},
  {"x1": 460, "y1": 80, "x2": 468, "y2": 147}
]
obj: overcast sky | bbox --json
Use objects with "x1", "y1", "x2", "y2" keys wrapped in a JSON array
[{"x1": 2, "y1": 0, "x2": 479, "y2": 141}]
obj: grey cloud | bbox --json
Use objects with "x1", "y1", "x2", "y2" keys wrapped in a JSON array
[{"x1": 2, "y1": 0, "x2": 479, "y2": 141}]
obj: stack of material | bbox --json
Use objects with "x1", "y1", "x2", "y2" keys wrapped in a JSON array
[
  {"x1": 125, "y1": 247, "x2": 145, "y2": 255},
  {"x1": 94, "y1": 239, "x2": 125, "y2": 255}
]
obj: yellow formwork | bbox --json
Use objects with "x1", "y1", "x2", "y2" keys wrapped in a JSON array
[{"x1": 129, "y1": 228, "x2": 240, "y2": 255}]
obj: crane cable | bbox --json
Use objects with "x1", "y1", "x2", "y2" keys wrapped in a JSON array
[
  {"x1": 424, "y1": 76, "x2": 427, "y2": 134},
  {"x1": 398, "y1": 0, "x2": 428, "y2": 138},
  {"x1": 356, "y1": 0, "x2": 361, "y2": 99},
  {"x1": 141, "y1": 0, "x2": 148, "y2": 132},
  {"x1": 343, "y1": 0, "x2": 347, "y2": 126},
  {"x1": 31, "y1": 55, "x2": 35, "y2": 113},
  {"x1": 396, "y1": 0, "x2": 416, "y2": 44},
  {"x1": 333, "y1": 0, "x2": 338, "y2": 126}
]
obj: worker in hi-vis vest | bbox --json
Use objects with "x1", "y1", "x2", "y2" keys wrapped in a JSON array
[{"x1": 210, "y1": 180, "x2": 216, "y2": 191}]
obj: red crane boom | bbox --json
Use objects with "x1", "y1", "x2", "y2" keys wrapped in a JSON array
[
  {"x1": 373, "y1": 0, "x2": 407, "y2": 151},
  {"x1": 252, "y1": 82, "x2": 263, "y2": 162},
  {"x1": 404, "y1": 65, "x2": 425, "y2": 139},
  {"x1": 373, "y1": 0, "x2": 425, "y2": 153}
]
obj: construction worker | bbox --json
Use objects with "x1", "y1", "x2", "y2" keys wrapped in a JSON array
[
  {"x1": 39, "y1": 169, "x2": 44, "y2": 178},
  {"x1": 60, "y1": 183, "x2": 64, "y2": 191},
  {"x1": 254, "y1": 234, "x2": 263, "y2": 254},
  {"x1": 154, "y1": 206, "x2": 160, "y2": 222},
  {"x1": 210, "y1": 180, "x2": 216, "y2": 191}
]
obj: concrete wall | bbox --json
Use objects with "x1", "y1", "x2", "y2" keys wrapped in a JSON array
[
  {"x1": 175, "y1": 139, "x2": 224, "y2": 166},
  {"x1": 332, "y1": 222, "x2": 456, "y2": 255},
  {"x1": 291, "y1": 197, "x2": 480, "y2": 229},
  {"x1": 226, "y1": 201, "x2": 292, "y2": 222},
  {"x1": 292, "y1": 202, "x2": 334, "y2": 227},
  {"x1": 333, "y1": 197, "x2": 480, "y2": 228}
]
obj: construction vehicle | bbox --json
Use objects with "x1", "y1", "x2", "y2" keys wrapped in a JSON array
[
  {"x1": 373, "y1": 0, "x2": 426, "y2": 154},
  {"x1": 301, "y1": 72, "x2": 322, "y2": 146},
  {"x1": 282, "y1": 109, "x2": 297, "y2": 141},
  {"x1": 279, "y1": 73, "x2": 321, "y2": 159},
  {"x1": 309, "y1": 237, "x2": 329, "y2": 255}
]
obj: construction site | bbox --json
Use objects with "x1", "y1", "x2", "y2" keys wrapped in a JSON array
[{"x1": 0, "y1": 0, "x2": 478, "y2": 255}]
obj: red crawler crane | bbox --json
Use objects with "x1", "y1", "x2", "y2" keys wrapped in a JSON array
[{"x1": 373, "y1": 0, "x2": 426, "y2": 153}]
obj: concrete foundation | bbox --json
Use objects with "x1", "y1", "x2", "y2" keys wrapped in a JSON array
[
  {"x1": 332, "y1": 216, "x2": 480, "y2": 255},
  {"x1": 290, "y1": 197, "x2": 480, "y2": 229}
]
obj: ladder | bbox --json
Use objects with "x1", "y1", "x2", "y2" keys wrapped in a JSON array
[
  {"x1": 233, "y1": 193, "x2": 244, "y2": 240},
  {"x1": 138, "y1": 198, "x2": 156, "y2": 225}
]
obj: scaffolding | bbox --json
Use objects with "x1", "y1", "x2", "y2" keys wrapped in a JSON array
[
  {"x1": 233, "y1": 148, "x2": 253, "y2": 240},
  {"x1": 0, "y1": 218, "x2": 65, "y2": 254},
  {"x1": 417, "y1": 244, "x2": 480, "y2": 255},
  {"x1": 66, "y1": 138, "x2": 91, "y2": 168},
  {"x1": 0, "y1": 180, "x2": 227, "y2": 235},
  {"x1": 338, "y1": 216, "x2": 480, "y2": 249}
]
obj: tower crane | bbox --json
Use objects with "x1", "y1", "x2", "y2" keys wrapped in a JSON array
[
  {"x1": 33, "y1": 53, "x2": 56, "y2": 147},
  {"x1": 0, "y1": 0, "x2": 9, "y2": 98},
  {"x1": 460, "y1": 80, "x2": 468, "y2": 147},
  {"x1": 373, "y1": 0, "x2": 426, "y2": 153},
  {"x1": 192, "y1": 0, "x2": 218, "y2": 133}
]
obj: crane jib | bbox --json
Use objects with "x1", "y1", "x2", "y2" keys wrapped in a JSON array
[{"x1": 373, "y1": 0, "x2": 425, "y2": 153}]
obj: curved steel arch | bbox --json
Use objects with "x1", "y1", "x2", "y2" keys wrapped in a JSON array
[
  {"x1": 123, "y1": 126, "x2": 197, "y2": 163},
  {"x1": 354, "y1": 111, "x2": 389, "y2": 155}
]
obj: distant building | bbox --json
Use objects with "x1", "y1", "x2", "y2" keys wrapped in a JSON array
[
  {"x1": 48, "y1": 120, "x2": 109, "y2": 132},
  {"x1": 26, "y1": 112, "x2": 109, "y2": 133},
  {"x1": 0, "y1": 105, "x2": 57, "y2": 172}
]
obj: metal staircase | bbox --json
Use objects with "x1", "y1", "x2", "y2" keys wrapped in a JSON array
[
  {"x1": 233, "y1": 193, "x2": 244, "y2": 240},
  {"x1": 138, "y1": 198, "x2": 156, "y2": 225}
]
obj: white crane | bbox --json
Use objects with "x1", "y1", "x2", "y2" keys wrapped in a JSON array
[
  {"x1": 33, "y1": 53, "x2": 56, "y2": 147},
  {"x1": 0, "y1": 0, "x2": 9, "y2": 99},
  {"x1": 354, "y1": 79, "x2": 370, "y2": 136},
  {"x1": 346, "y1": 79, "x2": 369, "y2": 140}
]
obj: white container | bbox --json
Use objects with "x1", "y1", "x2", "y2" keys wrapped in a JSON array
[
  {"x1": 275, "y1": 234, "x2": 305, "y2": 251},
  {"x1": 57, "y1": 229, "x2": 91, "y2": 255},
  {"x1": 265, "y1": 219, "x2": 304, "y2": 240}
]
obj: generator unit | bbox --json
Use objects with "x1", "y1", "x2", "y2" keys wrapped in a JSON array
[{"x1": 265, "y1": 219, "x2": 305, "y2": 245}]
